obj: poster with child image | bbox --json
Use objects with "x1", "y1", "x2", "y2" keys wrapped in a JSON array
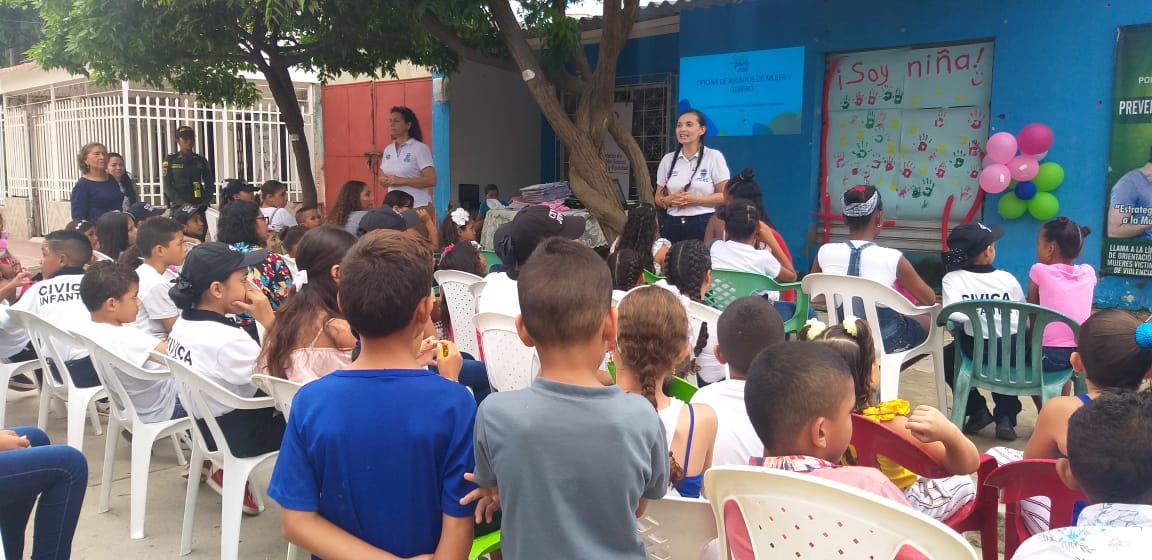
[{"x1": 1103, "y1": 25, "x2": 1152, "y2": 277}]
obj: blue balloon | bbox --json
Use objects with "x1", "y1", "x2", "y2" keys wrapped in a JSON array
[{"x1": 1014, "y1": 181, "x2": 1038, "y2": 201}]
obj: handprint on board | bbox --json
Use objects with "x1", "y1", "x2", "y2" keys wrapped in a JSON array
[
  {"x1": 901, "y1": 161, "x2": 914, "y2": 179},
  {"x1": 852, "y1": 141, "x2": 869, "y2": 159},
  {"x1": 865, "y1": 111, "x2": 876, "y2": 129},
  {"x1": 882, "y1": 88, "x2": 893, "y2": 102},
  {"x1": 916, "y1": 133, "x2": 933, "y2": 152},
  {"x1": 883, "y1": 156, "x2": 895, "y2": 172},
  {"x1": 893, "y1": 88, "x2": 904, "y2": 104},
  {"x1": 968, "y1": 109, "x2": 985, "y2": 130},
  {"x1": 935, "y1": 162, "x2": 948, "y2": 179},
  {"x1": 867, "y1": 89, "x2": 877, "y2": 105},
  {"x1": 934, "y1": 109, "x2": 946, "y2": 128},
  {"x1": 854, "y1": 91, "x2": 864, "y2": 107},
  {"x1": 951, "y1": 149, "x2": 966, "y2": 169},
  {"x1": 967, "y1": 139, "x2": 982, "y2": 157},
  {"x1": 841, "y1": 95, "x2": 851, "y2": 110}
]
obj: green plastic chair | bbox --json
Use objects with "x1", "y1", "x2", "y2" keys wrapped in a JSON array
[
  {"x1": 607, "y1": 361, "x2": 698, "y2": 402},
  {"x1": 936, "y1": 300, "x2": 1086, "y2": 430},
  {"x1": 480, "y1": 250, "x2": 502, "y2": 274},
  {"x1": 469, "y1": 530, "x2": 501, "y2": 559},
  {"x1": 643, "y1": 269, "x2": 665, "y2": 284},
  {"x1": 705, "y1": 269, "x2": 810, "y2": 334}
]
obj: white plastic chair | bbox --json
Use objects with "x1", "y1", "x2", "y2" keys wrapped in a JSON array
[
  {"x1": 205, "y1": 207, "x2": 220, "y2": 241},
  {"x1": 473, "y1": 312, "x2": 537, "y2": 392},
  {"x1": 434, "y1": 270, "x2": 484, "y2": 358},
  {"x1": 801, "y1": 273, "x2": 946, "y2": 408},
  {"x1": 251, "y1": 373, "x2": 304, "y2": 560},
  {"x1": 75, "y1": 333, "x2": 189, "y2": 539},
  {"x1": 638, "y1": 496, "x2": 717, "y2": 560},
  {"x1": 703, "y1": 466, "x2": 977, "y2": 559},
  {"x1": 685, "y1": 300, "x2": 723, "y2": 382},
  {"x1": 0, "y1": 356, "x2": 40, "y2": 428},
  {"x1": 8, "y1": 309, "x2": 105, "y2": 452},
  {"x1": 251, "y1": 374, "x2": 302, "y2": 420},
  {"x1": 162, "y1": 354, "x2": 279, "y2": 560}
]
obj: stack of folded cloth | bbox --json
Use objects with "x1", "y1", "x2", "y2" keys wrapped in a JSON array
[{"x1": 519, "y1": 181, "x2": 573, "y2": 204}]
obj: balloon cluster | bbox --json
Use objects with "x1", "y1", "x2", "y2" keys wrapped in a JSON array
[{"x1": 977, "y1": 123, "x2": 1065, "y2": 220}]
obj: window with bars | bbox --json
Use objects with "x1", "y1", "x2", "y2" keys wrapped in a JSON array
[{"x1": 558, "y1": 76, "x2": 674, "y2": 200}]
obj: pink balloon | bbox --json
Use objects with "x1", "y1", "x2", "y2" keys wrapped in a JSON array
[
  {"x1": 981, "y1": 155, "x2": 996, "y2": 168},
  {"x1": 1018, "y1": 123, "x2": 1054, "y2": 155},
  {"x1": 986, "y1": 132, "x2": 1018, "y2": 164},
  {"x1": 979, "y1": 164, "x2": 1012, "y2": 193},
  {"x1": 1009, "y1": 155, "x2": 1039, "y2": 181}
]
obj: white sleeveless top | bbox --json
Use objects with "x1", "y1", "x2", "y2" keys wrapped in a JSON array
[{"x1": 816, "y1": 240, "x2": 903, "y2": 286}]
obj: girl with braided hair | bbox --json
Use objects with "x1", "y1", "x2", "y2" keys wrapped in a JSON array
[
  {"x1": 665, "y1": 240, "x2": 725, "y2": 385},
  {"x1": 614, "y1": 286, "x2": 717, "y2": 498},
  {"x1": 655, "y1": 109, "x2": 731, "y2": 243},
  {"x1": 611, "y1": 204, "x2": 670, "y2": 275},
  {"x1": 607, "y1": 248, "x2": 645, "y2": 292}
]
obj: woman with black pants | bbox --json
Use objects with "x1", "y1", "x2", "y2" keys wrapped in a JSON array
[{"x1": 654, "y1": 109, "x2": 730, "y2": 243}]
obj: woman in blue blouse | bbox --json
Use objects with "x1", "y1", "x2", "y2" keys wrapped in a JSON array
[{"x1": 70, "y1": 142, "x2": 124, "y2": 222}]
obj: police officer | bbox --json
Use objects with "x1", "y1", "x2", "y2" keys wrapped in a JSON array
[{"x1": 163, "y1": 126, "x2": 215, "y2": 208}]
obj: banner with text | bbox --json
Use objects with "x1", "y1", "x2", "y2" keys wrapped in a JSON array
[
  {"x1": 679, "y1": 47, "x2": 805, "y2": 136},
  {"x1": 1103, "y1": 25, "x2": 1152, "y2": 277}
]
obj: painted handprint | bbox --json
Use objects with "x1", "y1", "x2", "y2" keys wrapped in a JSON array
[
  {"x1": 968, "y1": 139, "x2": 982, "y2": 157},
  {"x1": 969, "y1": 168, "x2": 980, "y2": 179},
  {"x1": 960, "y1": 184, "x2": 973, "y2": 201},
  {"x1": 873, "y1": 133, "x2": 885, "y2": 144},
  {"x1": 893, "y1": 88, "x2": 904, "y2": 104},
  {"x1": 865, "y1": 111, "x2": 876, "y2": 129},
  {"x1": 951, "y1": 148, "x2": 966, "y2": 169},
  {"x1": 968, "y1": 109, "x2": 985, "y2": 130},
  {"x1": 871, "y1": 158, "x2": 883, "y2": 169},
  {"x1": 835, "y1": 152, "x2": 846, "y2": 169},
  {"x1": 852, "y1": 141, "x2": 869, "y2": 159},
  {"x1": 850, "y1": 114, "x2": 859, "y2": 125},
  {"x1": 934, "y1": 109, "x2": 946, "y2": 128},
  {"x1": 883, "y1": 156, "x2": 895, "y2": 172},
  {"x1": 854, "y1": 91, "x2": 864, "y2": 106},
  {"x1": 841, "y1": 95, "x2": 851, "y2": 110},
  {"x1": 916, "y1": 133, "x2": 933, "y2": 152},
  {"x1": 867, "y1": 89, "x2": 877, "y2": 105},
  {"x1": 882, "y1": 88, "x2": 893, "y2": 102},
  {"x1": 850, "y1": 166, "x2": 860, "y2": 176},
  {"x1": 901, "y1": 161, "x2": 914, "y2": 179},
  {"x1": 921, "y1": 178, "x2": 935, "y2": 197},
  {"x1": 897, "y1": 186, "x2": 908, "y2": 198},
  {"x1": 935, "y1": 162, "x2": 947, "y2": 179}
]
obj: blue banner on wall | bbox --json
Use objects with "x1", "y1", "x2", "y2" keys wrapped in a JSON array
[{"x1": 678, "y1": 47, "x2": 805, "y2": 136}]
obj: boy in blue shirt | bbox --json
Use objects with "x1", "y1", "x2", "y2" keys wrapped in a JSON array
[
  {"x1": 466, "y1": 238, "x2": 669, "y2": 559},
  {"x1": 268, "y1": 230, "x2": 476, "y2": 559}
]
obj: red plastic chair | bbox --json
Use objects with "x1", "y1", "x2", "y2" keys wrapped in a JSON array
[
  {"x1": 984, "y1": 459, "x2": 1087, "y2": 559},
  {"x1": 850, "y1": 414, "x2": 999, "y2": 560}
]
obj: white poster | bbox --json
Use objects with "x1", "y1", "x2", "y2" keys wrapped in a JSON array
[{"x1": 604, "y1": 102, "x2": 634, "y2": 200}]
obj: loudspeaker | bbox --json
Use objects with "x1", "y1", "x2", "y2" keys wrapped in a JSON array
[{"x1": 458, "y1": 183, "x2": 480, "y2": 212}]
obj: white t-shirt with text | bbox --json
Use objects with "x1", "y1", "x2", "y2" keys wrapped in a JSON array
[
  {"x1": 656, "y1": 147, "x2": 730, "y2": 217},
  {"x1": 132, "y1": 263, "x2": 179, "y2": 338},
  {"x1": 941, "y1": 268, "x2": 1025, "y2": 338},
  {"x1": 381, "y1": 138, "x2": 435, "y2": 207}
]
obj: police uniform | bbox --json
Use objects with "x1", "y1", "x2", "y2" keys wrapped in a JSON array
[{"x1": 163, "y1": 127, "x2": 215, "y2": 207}]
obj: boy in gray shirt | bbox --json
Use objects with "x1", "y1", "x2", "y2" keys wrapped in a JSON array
[{"x1": 468, "y1": 238, "x2": 669, "y2": 559}]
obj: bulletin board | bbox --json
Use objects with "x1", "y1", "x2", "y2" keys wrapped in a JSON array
[{"x1": 824, "y1": 41, "x2": 994, "y2": 223}]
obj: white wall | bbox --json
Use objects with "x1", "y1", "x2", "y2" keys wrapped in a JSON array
[{"x1": 448, "y1": 60, "x2": 541, "y2": 203}]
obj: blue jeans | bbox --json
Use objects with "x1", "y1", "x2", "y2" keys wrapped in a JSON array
[
  {"x1": 0, "y1": 427, "x2": 87, "y2": 560},
  {"x1": 661, "y1": 213, "x2": 711, "y2": 244},
  {"x1": 876, "y1": 307, "x2": 927, "y2": 353},
  {"x1": 1042, "y1": 346, "x2": 1074, "y2": 371}
]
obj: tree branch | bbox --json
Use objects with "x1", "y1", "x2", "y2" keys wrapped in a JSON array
[{"x1": 400, "y1": 0, "x2": 518, "y2": 72}]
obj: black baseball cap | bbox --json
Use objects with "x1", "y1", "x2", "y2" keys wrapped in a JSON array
[
  {"x1": 222, "y1": 179, "x2": 258, "y2": 198},
  {"x1": 127, "y1": 202, "x2": 165, "y2": 223},
  {"x1": 174, "y1": 242, "x2": 267, "y2": 297},
  {"x1": 172, "y1": 204, "x2": 207, "y2": 225},
  {"x1": 176, "y1": 126, "x2": 195, "y2": 139},
  {"x1": 357, "y1": 205, "x2": 421, "y2": 236},
  {"x1": 508, "y1": 205, "x2": 586, "y2": 262},
  {"x1": 944, "y1": 222, "x2": 1004, "y2": 267}
]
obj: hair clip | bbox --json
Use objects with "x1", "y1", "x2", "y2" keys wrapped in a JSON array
[
  {"x1": 442, "y1": 243, "x2": 456, "y2": 255},
  {"x1": 294, "y1": 270, "x2": 308, "y2": 289},
  {"x1": 1136, "y1": 316, "x2": 1152, "y2": 350},
  {"x1": 803, "y1": 318, "x2": 827, "y2": 339},
  {"x1": 450, "y1": 207, "x2": 470, "y2": 227},
  {"x1": 842, "y1": 315, "x2": 860, "y2": 337}
]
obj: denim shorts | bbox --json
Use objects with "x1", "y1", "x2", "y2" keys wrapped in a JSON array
[{"x1": 876, "y1": 307, "x2": 927, "y2": 353}]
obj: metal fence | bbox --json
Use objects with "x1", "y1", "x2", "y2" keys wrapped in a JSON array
[{"x1": 1, "y1": 80, "x2": 315, "y2": 234}]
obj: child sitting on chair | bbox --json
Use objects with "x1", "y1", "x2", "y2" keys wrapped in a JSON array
[
  {"x1": 1028, "y1": 217, "x2": 1095, "y2": 373},
  {"x1": 615, "y1": 285, "x2": 717, "y2": 499},
  {"x1": 723, "y1": 342, "x2": 913, "y2": 560},
  {"x1": 940, "y1": 222, "x2": 1027, "y2": 441},
  {"x1": 691, "y1": 296, "x2": 785, "y2": 466},
  {"x1": 708, "y1": 199, "x2": 798, "y2": 320},
  {"x1": 75, "y1": 262, "x2": 179, "y2": 423},
  {"x1": 802, "y1": 316, "x2": 980, "y2": 521},
  {"x1": 1015, "y1": 390, "x2": 1152, "y2": 558}
]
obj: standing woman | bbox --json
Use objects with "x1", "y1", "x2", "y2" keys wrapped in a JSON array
[
  {"x1": 107, "y1": 152, "x2": 139, "y2": 210},
  {"x1": 379, "y1": 106, "x2": 437, "y2": 235},
  {"x1": 71, "y1": 142, "x2": 125, "y2": 222},
  {"x1": 325, "y1": 180, "x2": 374, "y2": 236},
  {"x1": 654, "y1": 110, "x2": 730, "y2": 243}
]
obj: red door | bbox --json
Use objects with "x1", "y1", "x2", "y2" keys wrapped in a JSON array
[{"x1": 320, "y1": 78, "x2": 433, "y2": 209}]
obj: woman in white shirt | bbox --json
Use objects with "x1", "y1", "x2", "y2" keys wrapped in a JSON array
[
  {"x1": 654, "y1": 110, "x2": 730, "y2": 243},
  {"x1": 812, "y1": 185, "x2": 936, "y2": 352},
  {"x1": 380, "y1": 106, "x2": 437, "y2": 231}
]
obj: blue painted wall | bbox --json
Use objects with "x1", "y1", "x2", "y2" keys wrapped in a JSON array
[
  {"x1": 432, "y1": 74, "x2": 451, "y2": 218},
  {"x1": 540, "y1": 32, "x2": 680, "y2": 182},
  {"x1": 680, "y1": 0, "x2": 1152, "y2": 309}
]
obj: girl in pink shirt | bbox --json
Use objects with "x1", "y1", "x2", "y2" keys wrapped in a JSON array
[{"x1": 1029, "y1": 217, "x2": 1096, "y2": 371}]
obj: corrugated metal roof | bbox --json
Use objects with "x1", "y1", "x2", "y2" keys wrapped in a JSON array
[{"x1": 578, "y1": 0, "x2": 740, "y2": 31}]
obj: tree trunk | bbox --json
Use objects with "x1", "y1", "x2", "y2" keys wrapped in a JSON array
[
  {"x1": 608, "y1": 116, "x2": 654, "y2": 204},
  {"x1": 262, "y1": 62, "x2": 318, "y2": 208}
]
